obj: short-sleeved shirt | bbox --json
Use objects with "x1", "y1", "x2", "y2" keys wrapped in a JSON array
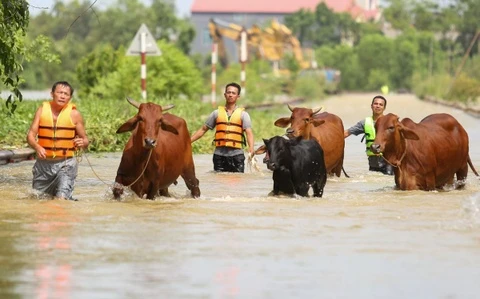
[
  {"x1": 346, "y1": 119, "x2": 366, "y2": 136},
  {"x1": 347, "y1": 118, "x2": 391, "y2": 171},
  {"x1": 205, "y1": 108, "x2": 252, "y2": 157}
]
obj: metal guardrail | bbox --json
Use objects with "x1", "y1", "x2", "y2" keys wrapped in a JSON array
[{"x1": 0, "y1": 148, "x2": 36, "y2": 165}]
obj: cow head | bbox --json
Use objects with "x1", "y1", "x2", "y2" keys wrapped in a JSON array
[
  {"x1": 116, "y1": 97, "x2": 177, "y2": 149},
  {"x1": 262, "y1": 135, "x2": 300, "y2": 171},
  {"x1": 274, "y1": 104, "x2": 325, "y2": 139},
  {"x1": 371, "y1": 113, "x2": 419, "y2": 154}
]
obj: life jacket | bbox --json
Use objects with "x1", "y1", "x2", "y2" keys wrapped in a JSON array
[
  {"x1": 364, "y1": 116, "x2": 377, "y2": 156},
  {"x1": 37, "y1": 101, "x2": 76, "y2": 158},
  {"x1": 214, "y1": 106, "x2": 245, "y2": 149}
]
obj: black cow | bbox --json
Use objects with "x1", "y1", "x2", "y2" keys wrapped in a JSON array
[{"x1": 257, "y1": 136, "x2": 327, "y2": 197}]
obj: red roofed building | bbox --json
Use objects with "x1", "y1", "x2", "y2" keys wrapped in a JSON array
[{"x1": 190, "y1": 0, "x2": 381, "y2": 57}]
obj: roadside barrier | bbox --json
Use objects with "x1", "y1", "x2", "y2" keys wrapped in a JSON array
[{"x1": 0, "y1": 148, "x2": 35, "y2": 165}]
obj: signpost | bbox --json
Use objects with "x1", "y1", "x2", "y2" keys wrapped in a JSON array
[
  {"x1": 211, "y1": 43, "x2": 218, "y2": 107},
  {"x1": 126, "y1": 24, "x2": 161, "y2": 100},
  {"x1": 240, "y1": 29, "x2": 247, "y2": 96}
]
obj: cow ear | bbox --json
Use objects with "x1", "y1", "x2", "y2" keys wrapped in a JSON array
[
  {"x1": 274, "y1": 117, "x2": 290, "y2": 128},
  {"x1": 311, "y1": 119, "x2": 325, "y2": 127},
  {"x1": 399, "y1": 125, "x2": 419, "y2": 140},
  {"x1": 116, "y1": 117, "x2": 138, "y2": 133},
  {"x1": 160, "y1": 118, "x2": 179, "y2": 135},
  {"x1": 254, "y1": 144, "x2": 266, "y2": 155}
]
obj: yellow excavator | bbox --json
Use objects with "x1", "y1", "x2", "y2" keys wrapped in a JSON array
[
  {"x1": 208, "y1": 18, "x2": 340, "y2": 90},
  {"x1": 208, "y1": 18, "x2": 315, "y2": 70}
]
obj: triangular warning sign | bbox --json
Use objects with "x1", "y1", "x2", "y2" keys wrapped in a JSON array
[{"x1": 126, "y1": 24, "x2": 162, "y2": 56}]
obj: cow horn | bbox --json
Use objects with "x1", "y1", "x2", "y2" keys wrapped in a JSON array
[
  {"x1": 126, "y1": 97, "x2": 140, "y2": 109},
  {"x1": 162, "y1": 104, "x2": 175, "y2": 112},
  {"x1": 312, "y1": 106, "x2": 324, "y2": 115},
  {"x1": 288, "y1": 104, "x2": 295, "y2": 112}
]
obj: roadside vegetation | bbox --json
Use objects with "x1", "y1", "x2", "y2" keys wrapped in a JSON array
[
  {"x1": 1, "y1": 0, "x2": 479, "y2": 153},
  {"x1": 0, "y1": 96, "x2": 288, "y2": 153}
]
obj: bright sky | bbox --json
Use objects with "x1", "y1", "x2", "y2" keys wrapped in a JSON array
[{"x1": 28, "y1": 0, "x2": 194, "y2": 17}]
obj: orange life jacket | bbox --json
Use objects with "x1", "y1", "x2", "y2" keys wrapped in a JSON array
[
  {"x1": 37, "y1": 101, "x2": 76, "y2": 158},
  {"x1": 214, "y1": 106, "x2": 245, "y2": 149}
]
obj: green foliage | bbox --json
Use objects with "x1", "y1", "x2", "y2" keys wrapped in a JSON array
[
  {"x1": 87, "y1": 40, "x2": 203, "y2": 100},
  {"x1": 447, "y1": 74, "x2": 480, "y2": 103},
  {"x1": 389, "y1": 39, "x2": 418, "y2": 89},
  {"x1": 382, "y1": 0, "x2": 414, "y2": 31},
  {"x1": 76, "y1": 44, "x2": 122, "y2": 95},
  {"x1": 462, "y1": 54, "x2": 480, "y2": 80},
  {"x1": 24, "y1": 0, "x2": 196, "y2": 89},
  {"x1": 285, "y1": 2, "x2": 358, "y2": 47},
  {"x1": 0, "y1": 99, "x2": 38, "y2": 148},
  {"x1": 455, "y1": 0, "x2": 480, "y2": 53},
  {"x1": 1, "y1": 0, "x2": 29, "y2": 113},
  {"x1": 411, "y1": 72, "x2": 452, "y2": 99},
  {"x1": 292, "y1": 73, "x2": 325, "y2": 100},
  {"x1": 357, "y1": 35, "x2": 394, "y2": 78},
  {"x1": 284, "y1": 9, "x2": 315, "y2": 44},
  {"x1": 366, "y1": 69, "x2": 389, "y2": 91},
  {"x1": 0, "y1": 96, "x2": 286, "y2": 154}
]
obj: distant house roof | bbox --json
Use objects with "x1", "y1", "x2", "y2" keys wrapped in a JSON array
[{"x1": 191, "y1": 0, "x2": 379, "y2": 20}]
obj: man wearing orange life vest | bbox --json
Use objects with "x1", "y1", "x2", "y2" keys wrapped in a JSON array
[
  {"x1": 27, "y1": 81, "x2": 89, "y2": 200},
  {"x1": 191, "y1": 82, "x2": 255, "y2": 172}
]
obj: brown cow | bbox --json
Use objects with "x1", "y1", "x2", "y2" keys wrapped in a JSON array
[
  {"x1": 273, "y1": 104, "x2": 346, "y2": 177},
  {"x1": 112, "y1": 97, "x2": 200, "y2": 199},
  {"x1": 371, "y1": 113, "x2": 479, "y2": 191}
]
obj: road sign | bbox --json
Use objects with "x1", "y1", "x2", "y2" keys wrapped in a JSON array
[{"x1": 126, "y1": 24, "x2": 162, "y2": 56}]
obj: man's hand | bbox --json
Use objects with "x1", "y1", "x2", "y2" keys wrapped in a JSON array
[
  {"x1": 35, "y1": 146, "x2": 47, "y2": 159},
  {"x1": 247, "y1": 152, "x2": 260, "y2": 172},
  {"x1": 74, "y1": 136, "x2": 85, "y2": 149}
]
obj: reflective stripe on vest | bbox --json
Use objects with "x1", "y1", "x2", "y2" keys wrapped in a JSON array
[
  {"x1": 38, "y1": 101, "x2": 76, "y2": 158},
  {"x1": 364, "y1": 116, "x2": 377, "y2": 156},
  {"x1": 214, "y1": 106, "x2": 245, "y2": 149}
]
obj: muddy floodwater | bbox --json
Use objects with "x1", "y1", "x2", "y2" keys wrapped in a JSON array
[{"x1": 1, "y1": 93, "x2": 479, "y2": 298}]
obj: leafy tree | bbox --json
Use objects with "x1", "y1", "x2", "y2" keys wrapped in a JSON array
[
  {"x1": 86, "y1": 40, "x2": 203, "y2": 100},
  {"x1": 356, "y1": 35, "x2": 394, "y2": 80},
  {"x1": 320, "y1": 45, "x2": 364, "y2": 90},
  {"x1": 455, "y1": 0, "x2": 480, "y2": 57},
  {"x1": 284, "y1": 9, "x2": 315, "y2": 45},
  {"x1": 382, "y1": 0, "x2": 414, "y2": 31},
  {"x1": 390, "y1": 39, "x2": 417, "y2": 89},
  {"x1": 1, "y1": 1, "x2": 29, "y2": 113},
  {"x1": 1, "y1": 1, "x2": 60, "y2": 113},
  {"x1": 312, "y1": 3, "x2": 342, "y2": 46},
  {"x1": 24, "y1": 0, "x2": 196, "y2": 90},
  {"x1": 285, "y1": 3, "x2": 358, "y2": 48},
  {"x1": 411, "y1": 1, "x2": 441, "y2": 32},
  {"x1": 76, "y1": 44, "x2": 121, "y2": 95}
]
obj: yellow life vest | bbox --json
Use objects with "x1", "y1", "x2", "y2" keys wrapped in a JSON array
[
  {"x1": 214, "y1": 106, "x2": 245, "y2": 149},
  {"x1": 37, "y1": 101, "x2": 76, "y2": 158},
  {"x1": 364, "y1": 116, "x2": 377, "y2": 156}
]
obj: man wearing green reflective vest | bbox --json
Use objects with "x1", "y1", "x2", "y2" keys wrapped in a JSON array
[{"x1": 344, "y1": 95, "x2": 394, "y2": 175}]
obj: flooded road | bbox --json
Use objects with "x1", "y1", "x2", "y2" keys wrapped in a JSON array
[{"x1": 1, "y1": 93, "x2": 479, "y2": 298}]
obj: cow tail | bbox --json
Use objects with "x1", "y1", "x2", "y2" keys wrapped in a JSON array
[
  {"x1": 342, "y1": 166, "x2": 350, "y2": 178},
  {"x1": 467, "y1": 155, "x2": 479, "y2": 176}
]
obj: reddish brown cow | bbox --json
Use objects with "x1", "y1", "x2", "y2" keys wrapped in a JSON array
[
  {"x1": 113, "y1": 97, "x2": 200, "y2": 199},
  {"x1": 273, "y1": 104, "x2": 346, "y2": 177},
  {"x1": 371, "y1": 113, "x2": 479, "y2": 191}
]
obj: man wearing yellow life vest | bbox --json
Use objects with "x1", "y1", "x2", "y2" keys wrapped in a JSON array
[
  {"x1": 26, "y1": 81, "x2": 89, "y2": 200},
  {"x1": 191, "y1": 82, "x2": 255, "y2": 172},
  {"x1": 343, "y1": 95, "x2": 393, "y2": 175}
]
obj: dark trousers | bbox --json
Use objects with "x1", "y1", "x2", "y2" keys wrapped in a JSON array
[
  {"x1": 213, "y1": 154, "x2": 245, "y2": 173},
  {"x1": 368, "y1": 156, "x2": 394, "y2": 175}
]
